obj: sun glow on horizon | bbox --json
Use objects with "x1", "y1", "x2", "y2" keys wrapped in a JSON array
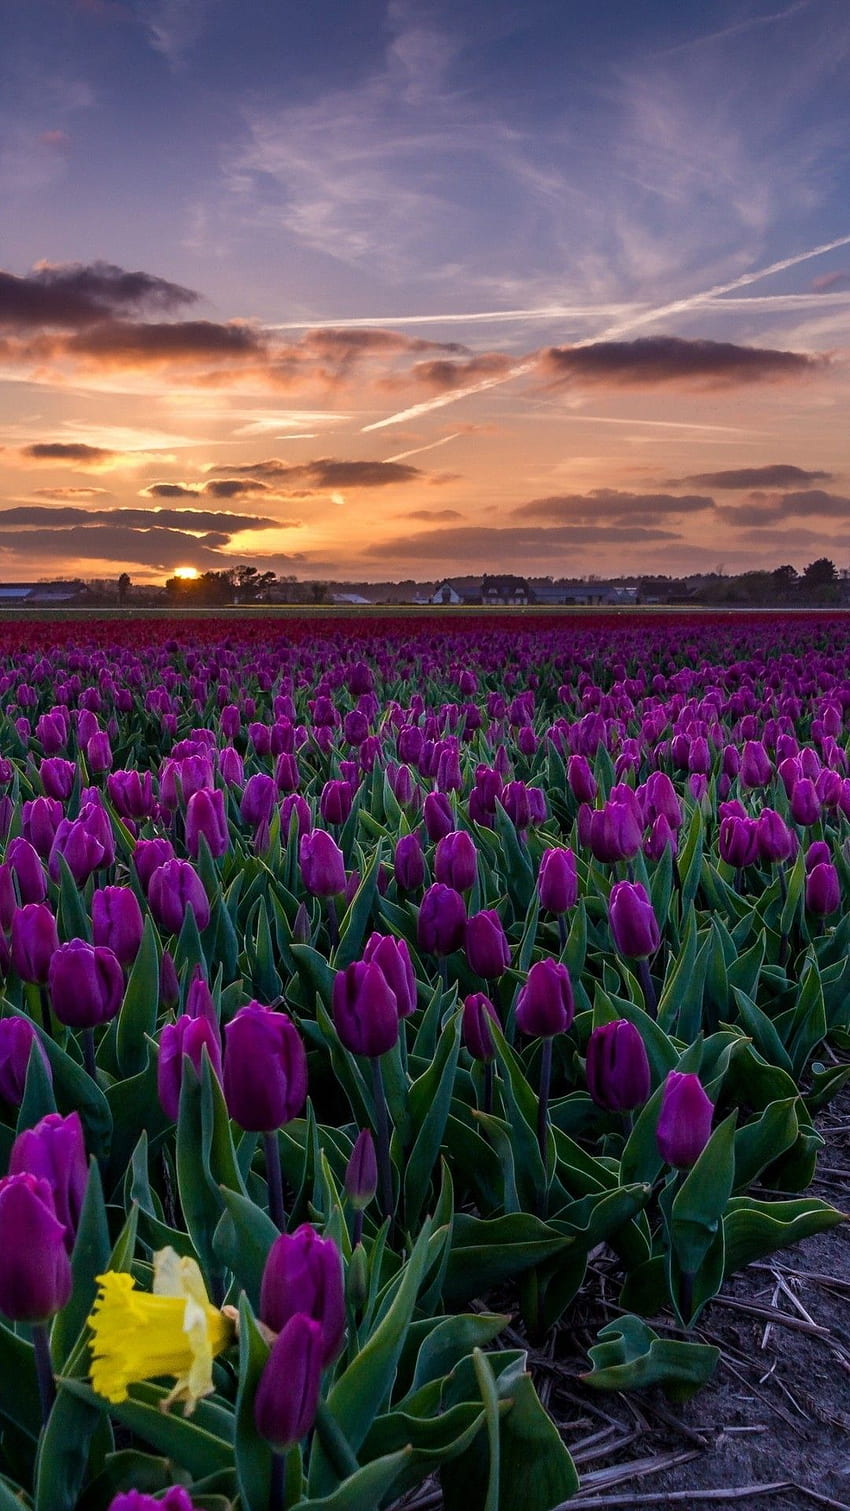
[{"x1": 173, "y1": 566, "x2": 199, "y2": 580}]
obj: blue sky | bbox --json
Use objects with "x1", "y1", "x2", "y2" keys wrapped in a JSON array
[{"x1": 1, "y1": 0, "x2": 849, "y2": 581}]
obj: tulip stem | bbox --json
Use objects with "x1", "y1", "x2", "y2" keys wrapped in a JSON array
[
  {"x1": 325, "y1": 897, "x2": 339, "y2": 951},
  {"x1": 264, "y1": 1131, "x2": 287, "y2": 1232},
  {"x1": 37, "y1": 986, "x2": 52, "y2": 1038},
  {"x1": 537, "y1": 1035, "x2": 552, "y2": 1174},
  {"x1": 636, "y1": 959, "x2": 657, "y2": 1020},
  {"x1": 32, "y1": 1323, "x2": 55, "y2": 1427},
  {"x1": 557, "y1": 913, "x2": 567, "y2": 953},
  {"x1": 269, "y1": 1449, "x2": 287, "y2": 1511},
  {"x1": 82, "y1": 1027, "x2": 97, "y2": 1081},
  {"x1": 438, "y1": 956, "x2": 449, "y2": 995},
  {"x1": 482, "y1": 1059, "x2": 494, "y2": 1117},
  {"x1": 370, "y1": 1056, "x2": 394, "y2": 1222},
  {"x1": 313, "y1": 1400, "x2": 360, "y2": 1480}
]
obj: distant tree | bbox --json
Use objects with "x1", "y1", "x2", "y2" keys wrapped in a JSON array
[
  {"x1": 802, "y1": 557, "x2": 838, "y2": 587},
  {"x1": 310, "y1": 581, "x2": 329, "y2": 603},
  {"x1": 117, "y1": 572, "x2": 131, "y2": 605},
  {"x1": 772, "y1": 564, "x2": 798, "y2": 592}
]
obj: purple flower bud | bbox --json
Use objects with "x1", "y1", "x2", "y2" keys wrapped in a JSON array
[
  {"x1": 240, "y1": 773, "x2": 276, "y2": 829},
  {"x1": 345, "y1": 1129, "x2": 377, "y2": 1209},
  {"x1": 148, "y1": 859, "x2": 210, "y2": 934},
  {"x1": 515, "y1": 958, "x2": 574, "y2": 1038},
  {"x1": 740, "y1": 740, "x2": 772, "y2": 789},
  {"x1": 656, "y1": 1070, "x2": 713, "y2": 1168},
  {"x1": 362, "y1": 932, "x2": 417, "y2": 1017},
  {"x1": 260, "y1": 1224, "x2": 345, "y2": 1365},
  {"x1": 805, "y1": 861, "x2": 840, "y2": 917},
  {"x1": 434, "y1": 830, "x2": 478, "y2": 892},
  {"x1": 718, "y1": 814, "x2": 760, "y2": 868},
  {"x1": 11, "y1": 903, "x2": 60, "y2": 984},
  {"x1": 332, "y1": 960, "x2": 399, "y2": 1057},
  {"x1": 92, "y1": 886, "x2": 144, "y2": 967},
  {"x1": 423, "y1": 791, "x2": 454, "y2": 843},
  {"x1": 133, "y1": 836, "x2": 176, "y2": 891},
  {"x1": 789, "y1": 777, "x2": 821, "y2": 827},
  {"x1": 417, "y1": 883, "x2": 466, "y2": 957},
  {"x1": 185, "y1": 787, "x2": 229, "y2": 860},
  {"x1": 567, "y1": 754, "x2": 597, "y2": 803},
  {"x1": 0, "y1": 1017, "x2": 52, "y2": 1104},
  {"x1": 586, "y1": 1019, "x2": 651, "y2": 1112},
  {"x1": 805, "y1": 840, "x2": 831, "y2": 872},
  {"x1": 22, "y1": 796, "x2": 64, "y2": 858},
  {"x1": 537, "y1": 848, "x2": 578, "y2": 912},
  {"x1": 107, "y1": 769, "x2": 157, "y2": 822},
  {"x1": 275, "y1": 752, "x2": 300, "y2": 792},
  {"x1": 644, "y1": 813, "x2": 678, "y2": 861},
  {"x1": 159, "y1": 949, "x2": 180, "y2": 1011},
  {"x1": 106, "y1": 1488, "x2": 195, "y2": 1511},
  {"x1": 8, "y1": 1110, "x2": 87, "y2": 1251},
  {"x1": 756, "y1": 808, "x2": 795, "y2": 864},
  {"x1": 608, "y1": 881, "x2": 660, "y2": 960},
  {"x1": 48, "y1": 939, "x2": 124, "y2": 1028},
  {"x1": 40, "y1": 757, "x2": 76, "y2": 801},
  {"x1": 394, "y1": 830, "x2": 425, "y2": 891},
  {"x1": 465, "y1": 909, "x2": 511, "y2": 978},
  {"x1": 157, "y1": 1014, "x2": 223, "y2": 1121},
  {"x1": 462, "y1": 992, "x2": 499, "y2": 1061},
  {"x1": 5, "y1": 837, "x2": 47, "y2": 904},
  {"x1": 223, "y1": 1003, "x2": 307, "y2": 1131},
  {"x1": 48, "y1": 815, "x2": 107, "y2": 886},
  {"x1": 280, "y1": 793, "x2": 312, "y2": 838},
  {"x1": 0, "y1": 1172, "x2": 73, "y2": 1321},
  {"x1": 254, "y1": 1313, "x2": 323, "y2": 1452},
  {"x1": 583, "y1": 801, "x2": 643, "y2": 864},
  {"x1": 86, "y1": 731, "x2": 113, "y2": 774},
  {"x1": 643, "y1": 771, "x2": 683, "y2": 829},
  {"x1": 299, "y1": 830, "x2": 346, "y2": 898},
  {"x1": 319, "y1": 778, "x2": 354, "y2": 827}
]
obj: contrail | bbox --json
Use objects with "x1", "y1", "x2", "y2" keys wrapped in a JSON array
[
  {"x1": 360, "y1": 233, "x2": 850, "y2": 431},
  {"x1": 266, "y1": 303, "x2": 635, "y2": 331},
  {"x1": 384, "y1": 432, "x2": 464, "y2": 462}
]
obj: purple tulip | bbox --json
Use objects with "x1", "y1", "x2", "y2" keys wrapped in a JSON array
[
  {"x1": 805, "y1": 840, "x2": 831, "y2": 871},
  {"x1": 107, "y1": 769, "x2": 156, "y2": 822},
  {"x1": 48, "y1": 940, "x2": 124, "y2": 1028},
  {"x1": 254, "y1": 1313, "x2": 323, "y2": 1452},
  {"x1": 656, "y1": 1071, "x2": 713, "y2": 1168},
  {"x1": 332, "y1": 960, "x2": 399, "y2": 1057},
  {"x1": 740, "y1": 740, "x2": 772, "y2": 789},
  {"x1": 40, "y1": 757, "x2": 76, "y2": 801},
  {"x1": 608, "y1": 881, "x2": 660, "y2": 959},
  {"x1": 515, "y1": 958, "x2": 574, "y2": 1038},
  {"x1": 106, "y1": 1489, "x2": 196, "y2": 1511},
  {"x1": 10, "y1": 903, "x2": 60, "y2": 984},
  {"x1": 756, "y1": 808, "x2": 795, "y2": 864},
  {"x1": 462, "y1": 992, "x2": 500, "y2": 1061},
  {"x1": 345, "y1": 1129, "x2": 378, "y2": 1209},
  {"x1": 320, "y1": 779, "x2": 354, "y2": 827},
  {"x1": 8, "y1": 1111, "x2": 87, "y2": 1251},
  {"x1": 586, "y1": 1019, "x2": 651, "y2": 1112},
  {"x1": 361, "y1": 933, "x2": 417, "y2": 1018},
  {"x1": 92, "y1": 886, "x2": 144, "y2": 967},
  {"x1": 22, "y1": 796, "x2": 64, "y2": 858},
  {"x1": 86, "y1": 731, "x2": 113, "y2": 774},
  {"x1": 805, "y1": 861, "x2": 840, "y2": 917},
  {"x1": 48, "y1": 815, "x2": 108, "y2": 886},
  {"x1": 157, "y1": 1014, "x2": 223, "y2": 1121},
  {"x1": 0, "y1": 1017, "x2": 52, "y2": 1104},
  {"x1": 537, "y1": 848, "x2": 578, "y2": 912},
  {"x1": 582, "y1": 801, "x2": 643, "y2": 863},
  {"x1": 148, "y1": 859, "x2": 210, "y2": 934},
  {"x1": 0, "y1": 1172, "x2": 73, "y2": 1322},
  {"x1": 240, "y1": 773, "x2": 277, "y2": 828},
  {"x1": 299, "y1": 830, "x2": 346, "y2": 898},
  {"x1": 260, "y1": 1224, "x2": 345, "y2": 1365},
  {"x1": 567, "y1": 754, "x2": 597, "y2": 803},
  {"x1": 465, "y1": 909, "x2": 511, "y2": 978},
  {"x1": 223, "y1": 1003, "x2": 307, "y2": 1131},
  {"x1": 423, "y1": 791, "x2": 455, "y2": 843},
  {"x1": 718, "y1": 814, "x2": 760, "y2": 868},
  {"x1": 417, "y1": 883, "x2": 466, "y2": 957},
  {"x1": 133, "y1": 836, "x2": 176, "y2": 891},
  {"x1": 394, "y1": 830, "x2": 425, "y2": 891},
  {"x1": 789, "y1": 777, "x2": 821, "y2": 827},
  {"x1": 434, "y1": 830, "x2": 478, "y2": 892},
  {"x1": 5, "y1": 837, "x2": 47, "y2": 904},
  {"x1": 185, "y1": 787, "x2": 229, "y2": 860}
]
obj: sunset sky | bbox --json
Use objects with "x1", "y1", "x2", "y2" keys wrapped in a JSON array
[{"x1": 2, "y1": 0, "x2": 849, "y2": 584}]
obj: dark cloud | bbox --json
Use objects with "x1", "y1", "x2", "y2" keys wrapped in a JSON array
[
  {"x1": 0, "y1": 260, "x2": 198, "y2": 330},
  {"x1": 141, "y1": 479, "x2": 272, "y2": 500},
  {"x1": 512, "y1": 490, "x2": 714, "y2": 523},
  {"x1": 364, "y1": 522, "x2": 679, "y2": 562},
  {"x1": 394, "y1": 354, "x2": 515, "y2": 394},
  {"x1": 0, "y1": 504, "x2": 280, "y2": 533},
  {"x1": 67, "y1": 319, "x2": 264, "y2": 364},
  {"x1": 301, "y1": 328, "x2": 466, "y2": 359},
  {"x1": 32, "y1": 486, "x2": 112, "y2": 499},
  {"x1": 213, "y1": 457, "x2": 425, "y2": 490},
  {"x1": 811, "y1": 270, "x2": 850, "y2": 293},
  {"x1": 397, "y1": 508, "x2": 465, "y2": 521},
  {"x1": 23, "y1": 442, "x2": 117, "y2": 465},
  {"x1": 673, "y1": 464, "x2": 833, "y2": 489},
  {"x1": 715, "y1": 489, "x2": 850, "y2": 529},
  {"x1": 538, "y1": 336, "x2": 825, "y2": 390}
]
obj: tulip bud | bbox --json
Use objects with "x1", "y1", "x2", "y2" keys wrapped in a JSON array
[
  {"x1": 184, "y1": 788, "x2": 229, "y2": 860},
  {"x1": 805, "y1": 840, "x2": 831, "y2": 872},
  {"x1": 158, "y1": 1015, "x2": 223, "y2": 1122},
  {"x1": 148, "y1": 859, "x2": 210, "y2": 934},
  {"x1": 223, "y1": 1003, "x2": 308, "y2": 1131},
  {"x1": 740, "y1": 740, "x2": 772, "y2": 789},
  {"x1": 805, "y1": 861, "x2": 840, "y2": 917},
  {"x1": 586, "y1": 1019, "x2": 651, "y2": 1112},
  {"x1": 362, "y1": 933, "x2": 417, "y2": 1017},
  {"x1": 423, "y1": 791, "x2": 454, "y2": 843},
  {"x1": 133, "y1": 837, "x2": 176, "y2": 891},
  {"x1": 92, "y1": 885, "x2": 145, "y2": 967},
  {"x1": 48, "y1": 939, "x2": 124, "y2": 1028},
  {"x1": 789, "y1": 777, "x2": 821, "y2": 827},
  {"x1": 320, "y1": 779, "x2": 354, "y2": 827},
  {"x1": 394, "y1": 830, "x2": 425, "y2": 891},
  {"x1": 515, "y1": 958, "x2": 574, "y2": 1037},
  {"x1": 332, "y1": 960, "x2": 399, "y2": 1057},
  {"x1": 260, "y1": 1224, "x2": 345, "y2": 1365},
  {"x1": 567, "y1": 754, "x2": 597, "y2": 803},
  {"x1": 0, "y1": 1172, "x2": 73, "y2": 1322},
  {"x1": 417, "y1": 883, "x2": 466, "y2": 957},
  {"x1": 584, "y1": 801, "x2": 643, "y2": 864},
  {"x1": 0, "y1": 1017, "x2": 52, "y2": 1105},
  {"x1": 5, "y1": 837, "x2": 47, "y2": 904},
  {"x1": 434, "y1": 830, "x2": 477, "y2": 892},
  {"x1": 240, "y1": 773, "x2": 276, "y2": 828},
  {"x1": 40, "y1": 757, "x2": 76, "y2": 801},
  {"x1": 159, "y1": 950, "x2": 180, "y2": 1011},
  {"x1": 608, "y1": 881, "x2": 660, "y2": 959},
  {"x1": 461, "y1": 992, "x2": 499, "y2": 1061},
  {"x1": 254, "y1": 1313, "x2": 323, "y2": 1452},
  {"x1": 756, "y1": 808, "x2": 794, "y2": 864},
  {"x1": 299, "y1": 830, "x2": 346, "y2": 898},
  {"x1": 656, "y1": 1070, "x2": 713, "y2": 1168},
  {"x1": 345, "y1": 1129, "x2": 378, "y2": 1210},
  {"x1": 718, "y1": 814, "x2": 760, "y2": 868},
  {"x1": 537, "y1": 848, "x2": 578, "y2": 912},
  {"x1": 10, "y1": 903, "x2": 60, "y2": 984},
  {"x1": 465, "y1": 909, "x2": 510, "y2": 978},
  {"x1": 106, "y1": 1488, "x2": 195, "y2": 1511},
  {"x1": 107, "y1": 769, "x2": 156, "y2": 822},
  {"x1": 9, "y1": 1110, "x2": 87, "y2": 1250}
]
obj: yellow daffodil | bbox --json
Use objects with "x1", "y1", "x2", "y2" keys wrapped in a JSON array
[{"x1": 88, "y1": 1247, "x2": 234, "y2": 1414}]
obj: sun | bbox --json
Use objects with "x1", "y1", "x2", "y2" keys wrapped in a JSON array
[{"x1": 173, "y1": 566, "x2": 199, "y2": 580}]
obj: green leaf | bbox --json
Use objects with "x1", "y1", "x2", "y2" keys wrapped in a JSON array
[
  {"x1": 116, "y1": 915, "x2": 160, "y2": 1078},
  {"x1": 0, "y1": 1321, "x2": 42, "y2": 1439},
  {"x1": 404, "y1": 1010, "x2": 462, "y2": 1231},
  {"x1": 497, "y1": 1367, "x2": 579, "y2": 1510},
  {"x1": 733, "y1": 1098, "x2": 800, "y2": 1192},
  {"x1": 333, "y1": 846, "x2": 382, "y2": 970},
  {"x1": 52, "y1": 1159, "x2": 111, "y2": 1371},
  {"x1": 471, "y1": 1349, "x2": 500, "y2": 1511},
  {"x1": 297, "y1": 1448, "x2": 412, "y2": 1511},
  {"x1": 723, "y1": 1195, "x2": 846, "y2": 1276},
  {"x1": 407, "y1": 1315, "x2": 511, "y2": 1399},
  {"x1": 234, "y1": 1296, "x2": 277, "y2": 1511},
  {"x1": 443, "y1": 1213, "x2": 572, "y2": 1306},
  {"x1": 582, "y1": 1314, "x2": 719, "y2": 1400},
  {"x1": 34, "y1": 1386, "x2": 108, "y2": 1511},
  {"x1": 56, "y1": 854, "x2": 92, "y2": 943},
  {"x1": 59, "y1": 1380, "x2": 233, "y2": 1479},
  {"x1": 668, "y1": 1111, "x2": 737, "y2": 1275},
  {"x1": 214, "y1": 1189, "x2": 279, "y2": 1311},
  {"x1": 731, "y1": 988, "x2": 793, "y2": 1075}
]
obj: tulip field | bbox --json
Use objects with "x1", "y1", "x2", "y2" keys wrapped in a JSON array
[{"x1": 1, "y1": 608, "x2": 849, "y2": 1511}]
